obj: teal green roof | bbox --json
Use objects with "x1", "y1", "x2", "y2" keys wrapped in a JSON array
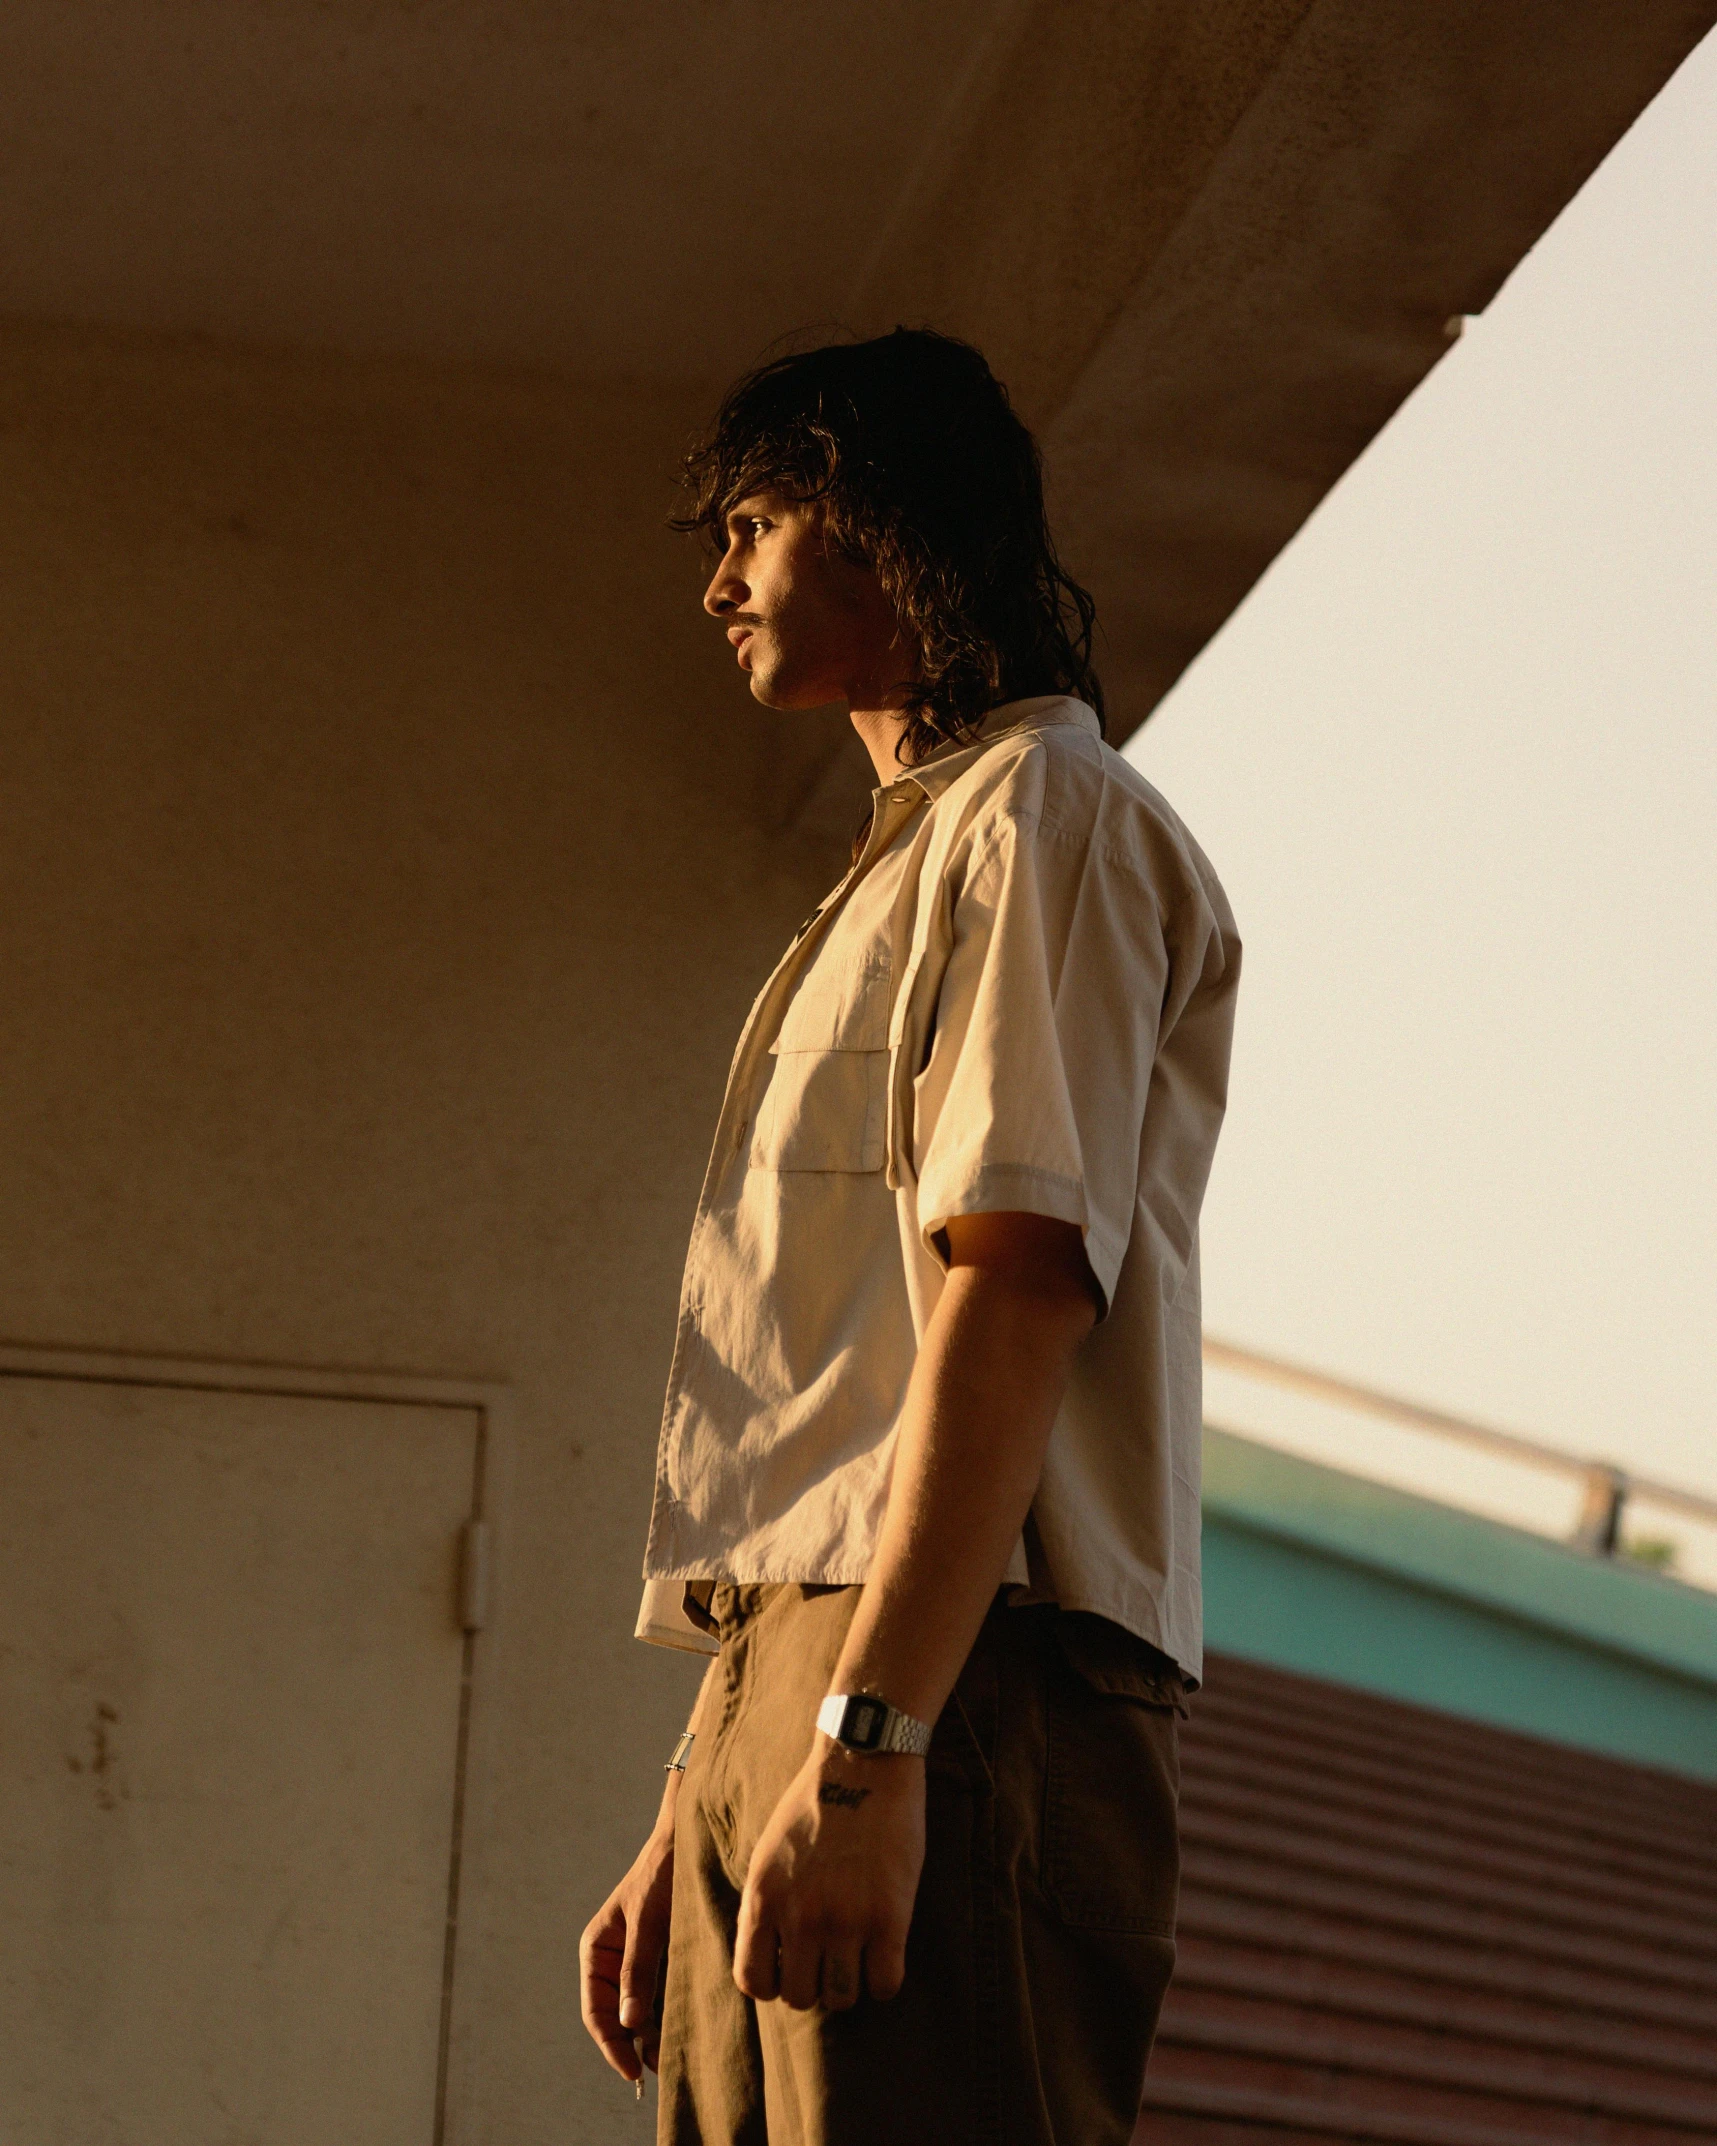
[{"x1": 1201, "y1": 1424, "x2": 1717, "y2": 1779}]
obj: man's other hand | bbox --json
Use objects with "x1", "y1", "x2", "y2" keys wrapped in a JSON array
[
  {"x1": 734, "y1": 1740, "x2": 926, "y2": 2011},
  {"x1": 580, "y1": 1823, "x2": 676, "y2": 2082}
]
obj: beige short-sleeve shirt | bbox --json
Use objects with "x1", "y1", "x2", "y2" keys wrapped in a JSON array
[{"x1": 637, "y1": 697, "x2": 1240, "y2": 1680}]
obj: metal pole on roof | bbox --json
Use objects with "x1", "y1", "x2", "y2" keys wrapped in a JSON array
[
  {"x1": 1571, "y1": 1465, "x2": 1629, "y2": 1557},
  {"x1": 1201, "y1": 1336, "x2": 1717, "y2": 1540}
]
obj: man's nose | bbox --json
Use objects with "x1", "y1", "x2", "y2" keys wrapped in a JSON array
[{"x1": 703, "y1": 550, "x2": 747, "y2": 617}]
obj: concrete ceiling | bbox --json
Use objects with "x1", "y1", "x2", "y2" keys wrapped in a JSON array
[
  {"x1": 0, "y1": 0, "x2": 1022, "y2": 379},
  {"x1": 7, "y1": 0, "x2": 1715, "y2": 726}
]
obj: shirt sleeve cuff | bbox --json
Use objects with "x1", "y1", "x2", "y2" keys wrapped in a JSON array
[{"x1": 918, "y1": 1161, "x2": 1128, "y2": 1315}]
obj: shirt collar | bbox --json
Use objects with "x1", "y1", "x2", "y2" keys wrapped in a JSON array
[{"x1": 887, "y1": 696, "x2": 1101, "y2": 806}]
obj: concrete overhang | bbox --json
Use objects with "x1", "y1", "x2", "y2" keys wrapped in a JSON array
[{"x1": 5, "y1": 0, "x2": 1713, "y2": 736}]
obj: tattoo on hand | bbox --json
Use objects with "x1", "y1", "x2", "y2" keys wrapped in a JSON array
[{"x1": 818, "y1": 1782, "x2": 871, "y2": 1809}]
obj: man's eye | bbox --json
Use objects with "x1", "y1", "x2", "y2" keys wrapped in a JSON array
[{"x1": 749, "y1": 518, "x2": 771, "y2": 538}]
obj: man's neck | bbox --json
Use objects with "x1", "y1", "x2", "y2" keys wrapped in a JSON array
[{"x1": 848, "y1": 702, "x2": 914, "y2": 787}]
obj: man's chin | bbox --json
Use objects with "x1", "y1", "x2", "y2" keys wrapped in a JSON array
[{"x1": 745, "y1": 668, "x2": 830, "y2": 714}]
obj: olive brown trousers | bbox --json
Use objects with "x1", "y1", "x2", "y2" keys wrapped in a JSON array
[{"x1": 656, "y1": 1583, "x2": 1182, "y2": 2146}]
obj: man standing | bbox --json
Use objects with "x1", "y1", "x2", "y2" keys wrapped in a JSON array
[{"x1": 581, "y1": 329, "x2": 1240, "y2": 2146}]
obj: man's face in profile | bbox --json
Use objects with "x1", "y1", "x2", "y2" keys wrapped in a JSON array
[{"x1": 702, "y1": 492, "x2": 904, "y2": 710}]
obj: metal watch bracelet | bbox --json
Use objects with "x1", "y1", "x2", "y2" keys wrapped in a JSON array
[{"x1": 816, "y1": 1691, "x2": 933, "y2": 1757}]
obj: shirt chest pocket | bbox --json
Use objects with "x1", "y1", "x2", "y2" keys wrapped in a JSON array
[{"x1": 750, "y1": 952, "x2": 891, "y2": 1175}]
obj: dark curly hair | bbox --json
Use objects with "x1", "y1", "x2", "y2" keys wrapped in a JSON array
[{"x1": 673, "y1": 328, "x2": 1103, "y2": 765}]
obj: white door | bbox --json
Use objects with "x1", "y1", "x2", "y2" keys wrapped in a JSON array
[{"x1": 0, "y1": 1369, "x2": 485, "y2": 2145}]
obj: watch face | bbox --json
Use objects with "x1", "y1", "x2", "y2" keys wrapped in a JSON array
[{"x1": 840, "y1": 1697, "x2": 885, "y2": 1749}]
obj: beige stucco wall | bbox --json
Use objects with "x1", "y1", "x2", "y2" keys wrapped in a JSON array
[{"x1": 0, "y1": 320, "x2": 872, "y2": 2137}]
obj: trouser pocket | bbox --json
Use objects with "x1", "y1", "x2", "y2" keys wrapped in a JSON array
[{"x1": 1040, "y1": 1614, "x2": 1181, "y2": 1935}]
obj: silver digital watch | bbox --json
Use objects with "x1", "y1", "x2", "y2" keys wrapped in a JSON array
[{"x1": 816, "y1": 1690, "x2": 934, "y2": 1757}]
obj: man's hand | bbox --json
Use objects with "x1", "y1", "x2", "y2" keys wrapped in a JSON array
[
  {"x1": 734, "y1": 1738, "x2": 925, "y2": 2011},
  {"x1": 580, "y1": 1817, "x2": 677, "y2": 2083}
]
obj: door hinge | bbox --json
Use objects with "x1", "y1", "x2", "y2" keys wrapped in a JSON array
[{"x1": 458, "y1": 1518, "x2": 491, "y2": 1633}]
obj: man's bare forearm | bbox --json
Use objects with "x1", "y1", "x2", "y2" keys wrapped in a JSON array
[
  {"x1": 828, "y1": 1211, "x2": 1098, "y2": 1727},
  {"x1": 727, "y1": 1211, "x2": 1096, "y2": 2012}
]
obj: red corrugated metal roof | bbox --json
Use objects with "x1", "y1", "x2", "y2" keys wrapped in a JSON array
[{"x1": 1138, "y1": 1653, "x2": 1717, "y2": 2144}]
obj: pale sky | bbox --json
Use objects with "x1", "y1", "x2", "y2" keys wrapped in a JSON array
[{"x1": 1127, "y1": 32, "x2": 1717, "y2": 1571}]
